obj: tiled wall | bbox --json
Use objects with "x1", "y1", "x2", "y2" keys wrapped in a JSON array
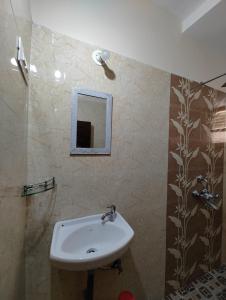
[
  {"x1": 26, "y1": 24, "x2": 170, "y2": 300},
  {"x1": 223, "y1": 146, "x2": 226, "y2": 263},
  {"x1": 0, "y1": 3, "x2": 225, "y2": 300},
  {"x1": 24, "y1": 24, "x2": 226, "y2": 300},
  {"x1": 0, "y1": 0, "x2": 31, "y2": 299},
  {"x1": 165, "y1": 74, "x2": 226, "y2": 295}
]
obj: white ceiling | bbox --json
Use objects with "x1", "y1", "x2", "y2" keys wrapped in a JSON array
[
  {"x1": 30, "y1": 0, "x2": 226, "y2": 89},
  {"x1": 184, "y1": 1, "x2": 226, "y2": 50},
  {"x1": 30, "y1": 0, "x2": 226, "y2": 57},
  {"x1": 152, "y1": 0, "x2": 206, "y2": 20},
  {"x1": 152, "y1": 0, "x2": 226, "y2": 57}
]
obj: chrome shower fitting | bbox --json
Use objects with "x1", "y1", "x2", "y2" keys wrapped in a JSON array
[{"x1": 192, "y1": 175, "x2": 221, "y2": 210}]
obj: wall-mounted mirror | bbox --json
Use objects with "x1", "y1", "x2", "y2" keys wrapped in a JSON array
[{"x1": 70, "y1": 89, "x2": 113, "y2": 155}]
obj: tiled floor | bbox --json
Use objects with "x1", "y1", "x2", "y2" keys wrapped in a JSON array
[{"x1": 165, "y1": 265, "x2": 226, "y2": 300}]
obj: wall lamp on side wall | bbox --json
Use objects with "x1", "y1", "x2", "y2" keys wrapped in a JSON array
[
  {"x1": 92, "y1": 49, "x2": 110, "y2": 65},
  {"x1": 92, "y1": 49, "x2": 116, "y2": 80}
]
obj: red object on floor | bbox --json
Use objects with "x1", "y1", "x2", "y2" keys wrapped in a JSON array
[{"x1": 118, "y1": 291, "x2": 136, "y2": 300}]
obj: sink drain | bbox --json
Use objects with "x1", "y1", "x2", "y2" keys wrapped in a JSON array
[{"x1": 86, "y1": 248, "x2": 97, "y2": 254}]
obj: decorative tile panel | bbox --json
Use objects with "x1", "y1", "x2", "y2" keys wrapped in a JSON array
[{"x1": 165, "y1": 74, "x2": 226, "y2": 295}]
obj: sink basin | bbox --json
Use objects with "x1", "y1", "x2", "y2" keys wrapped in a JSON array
[{"x1": 50, "y1": 212, "x2": 134, "y2": 271}]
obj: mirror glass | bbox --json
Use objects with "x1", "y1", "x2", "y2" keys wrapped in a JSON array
[
  {"x1": 71, "y1": 89, "x2": 112, "y2": 155},
  {"x1": 77, "y1": 95, "x2": 106, "y2": 148}
]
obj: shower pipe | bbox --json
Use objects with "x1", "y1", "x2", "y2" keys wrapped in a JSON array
[{"x1": 191, "y1": 73, "x2": 226, "y2": 91}]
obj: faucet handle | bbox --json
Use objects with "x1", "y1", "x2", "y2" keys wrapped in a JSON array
[
  {"x1": 197, "y1": 175, "x2": 208, "y2": 189},
  {"x1": 192, "y1": 190, "x2": 200, "y2": 197},
  {"x1": 197, "y1": 175, "x2": 207, "y2": 183},
  {"x1": 107, "y1": 205, "x2": 116, "y2": 213}
]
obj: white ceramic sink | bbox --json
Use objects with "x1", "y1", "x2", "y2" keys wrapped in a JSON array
[{"x1": 50, "y1": 212, "x2": 134, "y2": 271}]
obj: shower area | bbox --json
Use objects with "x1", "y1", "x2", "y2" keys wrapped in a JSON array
[
  {"x1": 1, "y1": 1, "x2": 226, "y2": 300},
  {"x1": 165, "y1": 74, "x2": 226, "y2": 299}
]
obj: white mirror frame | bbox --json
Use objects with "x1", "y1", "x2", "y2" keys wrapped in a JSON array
[{"x1": 70, "y1": 88, "x2": 113, "y2": 155}]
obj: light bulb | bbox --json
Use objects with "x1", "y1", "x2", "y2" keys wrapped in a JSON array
[
  {"x1": 54, "y1": 70, "x2": 62, "y2": 79},
  {"x1": 92, "y1": 49, "x2": 110, "y2": 65},
  {"x1": 30, "y1": 64, "x2": 37, "y2": 73},
  {"x1": 10, "y1": 57, "x2": 17, "y2": 66}
]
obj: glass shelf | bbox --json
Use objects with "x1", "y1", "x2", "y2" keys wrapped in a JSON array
[{"x1": 22, "y1": 177, "x2": 55, "y2": 197}]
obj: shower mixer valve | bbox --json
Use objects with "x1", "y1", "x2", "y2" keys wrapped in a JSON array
[{"x1": 192, "y1": 175, "x2": 221, "y2": 210}]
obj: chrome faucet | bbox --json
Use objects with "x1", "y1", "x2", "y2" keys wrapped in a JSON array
[
  {"x1": 101, "y1": 205, "x2": 117, "y2": 223},
  {"x1": 192, "y1": 175, "x2": 221, "y2": 210}
]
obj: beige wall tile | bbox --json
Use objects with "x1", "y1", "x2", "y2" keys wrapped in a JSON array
[
  {"x1": 0, "y1": 1, "x2": 31, "y2": 299},
  {"x1": 26, "y1": 24, "x2": 170, "y2": 300},
  {"x1": 223, "y1": 143, "x2": 226, "y2": 263}
]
